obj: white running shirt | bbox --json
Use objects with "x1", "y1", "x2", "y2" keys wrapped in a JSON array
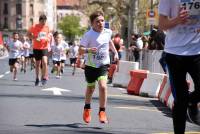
[
  {"x1": 159, "y1": 0, "x2": 200, "y2": 55},
  {"x1": 23, "y1": 41, "x2": 31, "y2": 57},
  {"x1": 80, "y1": 28, "x2": 112, "y2": 68},
  {"x1": 51, "y1": 43, "x2": 66, "y2": 61},
  {"x1": 8, "y1": 40, "x2": 23, "y2": 59}
]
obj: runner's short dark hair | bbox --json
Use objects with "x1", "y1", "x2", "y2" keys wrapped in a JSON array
[
  {"x1": 53, "y1": 31, "x2": 59, "y2": 38},
  {"x1": 13, "y1": 32, "x2": 19, "y2": 35},
  {"x1": 39, "y1": 14, "x2": 47, "y2": 21},
  {"x1": 89, "y1": 11, "x2": 104, "y2": 23}
]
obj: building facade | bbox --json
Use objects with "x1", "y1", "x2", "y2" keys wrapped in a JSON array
[
  {"x1": 0, "y1": 0, "x2": 57, "y2": 38},
  {"x1": 57, "y1": 0, "x2": 88, "y2": 28}
]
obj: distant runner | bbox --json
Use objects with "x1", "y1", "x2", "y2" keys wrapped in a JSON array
[{"x1": 27, "y1": 14, "x2": 50, "y2": 86}]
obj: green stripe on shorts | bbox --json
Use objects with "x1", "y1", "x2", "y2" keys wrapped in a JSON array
[
  {"x1": 97, "y1": 75, "x2": 107, "y2": 81},
  {"x1": 87, "y1": 82, "x2": 95, "y2": 87}
]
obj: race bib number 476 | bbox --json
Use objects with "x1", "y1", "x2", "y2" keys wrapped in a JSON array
[
  {"x1": 181, "y1": 0, "x2": 200, "y2": 15},
  {"x1": 180, "y1": 0, "x2": 200, "y2": 33}
]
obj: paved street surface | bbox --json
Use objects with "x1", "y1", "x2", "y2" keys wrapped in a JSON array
[{"x1": 0, "y1": 57, "x2": 199, "y2": 134}]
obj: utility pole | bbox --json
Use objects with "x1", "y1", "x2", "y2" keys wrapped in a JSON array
[
  {"x1": 127, "y1": 0, "x2": 134, "y2": 46},
  {"x1": 150, "y1": 0, "x2": 153, "y2": 31},
  {"x1": 126, "y1": 0, "x2": 135, "y2": 60},
  {"x1": 126, "y1": 0, "x2": 138, "y2": 60}
]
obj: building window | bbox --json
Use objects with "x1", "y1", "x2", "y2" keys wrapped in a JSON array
[
  {"x1": 57, "y1": 15, "x2": 59, "y2": 21},
  {"x1": 3, "y1": 17, "x2": 8, "y2": 29},
  {"x1": 30, "y1": 4, "x2": 34, "y2": 15},
  {"x1": 3, "y1": 3, "x2": 8, "y2": 15},
  {"x1": 16, "y1": 3, "x2": 22, "y2": 15},
  {"x1": 16, "y1": 17, "x2": 22, "y2": 29},
  {"x1": 30, "y1": 18, "x2": 33, "y2": 26}
]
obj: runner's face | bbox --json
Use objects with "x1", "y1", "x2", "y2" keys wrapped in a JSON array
[
  {"x1": 55, "y1": 34, "x2": 62, "y2": 44},
  {"x1": 13, "y1": 34, "x2": 19, "y2": 40},
  {"x1": 39, "y1": 19, "x2": 46, "y2": 25},
  {"x1": 92, "y1": 15, "x2": 105, "y2": 32}
]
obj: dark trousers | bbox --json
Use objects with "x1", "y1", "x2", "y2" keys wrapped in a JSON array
[
  {"x1": 165, "y1": 53, "x2": 200, "y2": 134},
  {"x1": 133, "y1": 50, "x2": 140, "y2": 62},
  {"x1": 159, "y1": 52, "x2": 167, "y2": 73}
]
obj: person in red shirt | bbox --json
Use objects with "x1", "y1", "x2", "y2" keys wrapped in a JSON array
[
  {"x1": 107, "y1": 33, "x2": 123, "y2": 84},
  {"x1": 27, "y1": 14, "x2": 50, "y2": 86}
]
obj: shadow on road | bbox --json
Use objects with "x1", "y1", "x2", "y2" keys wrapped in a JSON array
[
  {"x1": 25, "y1": 123, "x2": 102, "y2": 129},
  {"x1": 150, "y1": 99, "x2": 172, "y2": 118},
  {"x1": 24, "y1": 123, "x2": 143, "y2": 134},
  {"x1": 25, "y1": 123, "x2": 114, "y2": 134}
]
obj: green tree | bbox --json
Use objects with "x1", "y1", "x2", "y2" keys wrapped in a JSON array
[
  {"x1": 58, "y1": 15, "x2": 87, "y2": 41},
  {"x1": 82, "y1": 0, "x2": 129, "y2": 39}
]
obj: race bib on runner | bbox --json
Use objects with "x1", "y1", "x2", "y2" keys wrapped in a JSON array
[
  {"x1": 179, "y1": 0, "x2": 200, "y2": 33},
  {"x1": 95, "y1": 44, "x2": 108, "y2": 66},
  {"x1": 87, "y1": 43, "x2": 109, "y2": 67},
  {"x1": 37, "y1": 32, "x2": 47, "y2": 41}
]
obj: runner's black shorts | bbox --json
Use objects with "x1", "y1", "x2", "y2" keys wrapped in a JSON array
[
  {"x1": 53, "y1": 60, "x2": 61, "y2": 66},
  {"x1": 70, "y1": 58, "x2": 77, "y2": 65},
  {"x1": 29, "y1": 54, "x2": 34, "y2": 58},
  {"x1": 61, "y1": 60, "x2": 65, "y2": 63},
  {"x1": 33, "y1": 49, "x2": 48, "y2": 61},
  {"x1": 9, "y1": 58, "x2": 19, "y2": 66},
  {"x1": 84, "y1": 65, "x2": 109, "y2": 84}
]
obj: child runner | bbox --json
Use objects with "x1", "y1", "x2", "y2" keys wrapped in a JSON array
[
  {"x1": 79, "y1": 11, "x2": 119, "y2": 124},
  {"x1": 7, "y1": 32, "x2": 23, "y2": 80},
  {"x1": 51, "y1": 33, "x2": 67, "y2": 79}
]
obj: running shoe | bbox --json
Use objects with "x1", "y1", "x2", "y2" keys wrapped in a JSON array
[
  {"x1": 35, "y1": 78, "x2": 39, "y2": 86},
  {"x1": 107, "y1": 78, "x2": 112, "y2": 84},
  {"x1": 99, "y1": 111, "x2": 108, "y2": 123},
  {"x1": 13, "y1": 78, "x2": 18, "y2": 81},
  {"x1": 83, "y1": 109, "x2": 91, "y2": 123},
  {"x1": 187, "y1": 103, "x2": 200, "y2": 126},
  {"x1": 56, "y1": 75, "x2": 61, "y2": 79},
  {"x1": 41, "y1": 78, "x2": 47, "y2": 86}
]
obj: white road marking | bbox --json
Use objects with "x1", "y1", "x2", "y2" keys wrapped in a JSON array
[
  {"x1": 152, "y1": 132, "x2": 200, "y2": 134},
  {"x1": 108, "y1": 94, "x2": 155, "y2": 101},
  {"x1": 5, "y1": 71, "x2": 10, "y2": 74},
  {"x1": 0, "y1": 75, "x2": 4, "y2": 78},
  {"x1": 117, "y1": 88, "x2": 126, "y2": 91},
  {"x1": 42, "y1": 87, "x2": 71, "y2": 95},
  {"x1": 0, "y1": 71, "x2": 10, "y2": 79},
  {"x1": 114, "y1": 106, "x2": 169, "y2": 113}
]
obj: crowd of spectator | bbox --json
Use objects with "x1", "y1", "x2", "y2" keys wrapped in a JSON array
[{"x1": 128, "y1": 27, "x2": 166, "y2": 62}]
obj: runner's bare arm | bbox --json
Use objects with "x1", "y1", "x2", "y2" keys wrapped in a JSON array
[
  {"x1": 159, "y1": 8, "x2": 189, "y2": 31},
  {"x1": 79, "y1": 45, "x2": 97, "y2": 55},
  {"x1": 79, "y1": 45, "x2": 86, "y2": 55},
  {"x1": 109, "y1": 40, "x2": 119, "y2": 61}
]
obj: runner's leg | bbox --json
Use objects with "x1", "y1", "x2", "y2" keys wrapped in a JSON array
[
  {"x1": 42, "y1": 55, "x2": 48, "y2": 79},
  {"x1": 13, "y1": 60, "x2": 19, "y2": 80},
  {"x1": 98, "y1": 78, "x2": 107, "y2": 108}
]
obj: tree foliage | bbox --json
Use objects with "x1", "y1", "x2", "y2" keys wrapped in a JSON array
[
  {"x1": 82, "y1": 0, "x2": 129, "y2": 33},
  {"x1": 58, "y1": 15, "x2": 87, "y2": 41},
  {"x1": 82, "y1": 0, "x2": 159, "y2": 33}
]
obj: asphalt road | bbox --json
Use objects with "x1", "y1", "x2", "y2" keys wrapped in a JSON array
[{"x1": 0, "y1": 57, "x2": 199, "y2": 134}]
